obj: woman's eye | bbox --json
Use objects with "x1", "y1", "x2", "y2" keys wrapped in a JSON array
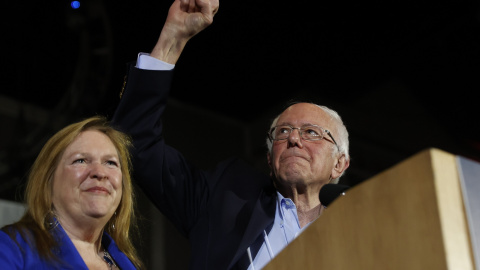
[
  {"x1": 106, "y1": 160, "x2": 118, "y2": 167},
  {"x1": 73, "y1": 159, "x2": 86, "y2": 164}
]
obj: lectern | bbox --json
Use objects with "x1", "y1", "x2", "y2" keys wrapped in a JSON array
[{"x1": 264, "y1": 148, "x2": 479, "y2": 270}]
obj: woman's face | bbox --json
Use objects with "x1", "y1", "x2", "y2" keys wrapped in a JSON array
[{"x1": 52, "y1": 130, "x2": 122, "y2": 227}]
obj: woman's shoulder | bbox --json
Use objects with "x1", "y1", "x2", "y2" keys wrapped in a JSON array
[
  {"x1": 1, "y1": 225, "x2": 30, "y2": 245},
  {"x1": 0, "y1": 226, "x2": 29, "y2": 269}
]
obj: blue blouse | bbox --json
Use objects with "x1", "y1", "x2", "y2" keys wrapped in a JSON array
[{"x1": 0, "y1": 223, "x2": 137, "y2": 269}]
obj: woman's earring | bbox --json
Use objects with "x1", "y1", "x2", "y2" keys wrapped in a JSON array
[{"x1": 111, "y1": 211, "x2": 117, "y2": 231}]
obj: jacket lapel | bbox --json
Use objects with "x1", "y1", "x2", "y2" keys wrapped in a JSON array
[{"x1": 228, "y1": 189, "x2": 276, "y2": 269}]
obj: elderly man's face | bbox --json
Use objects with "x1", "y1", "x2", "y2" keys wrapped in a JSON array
[{"x1": 268, "y1": 103, "x2": 342, "y2": 190}]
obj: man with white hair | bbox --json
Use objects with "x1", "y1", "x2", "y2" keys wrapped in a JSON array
[{"x1": 112, "y1": 0, "x2": 350, "y2": 269}]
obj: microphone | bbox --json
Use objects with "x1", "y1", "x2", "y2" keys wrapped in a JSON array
[{"x1": 320, "y1": 184, "x2": 350, "y2": 207}]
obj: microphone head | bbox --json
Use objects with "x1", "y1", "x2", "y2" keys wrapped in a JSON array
[{"x1": 320, "y1": 184, "x2": 350, "y2": 207}]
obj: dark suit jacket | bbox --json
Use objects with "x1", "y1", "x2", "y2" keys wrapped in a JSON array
[{"x1": 112, "y1": 64, "x2": 277, "y2": 269}]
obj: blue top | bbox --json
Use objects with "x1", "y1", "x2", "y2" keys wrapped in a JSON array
[{"x1": 0, "y1": 223, "x2": 137, "y2": 269}]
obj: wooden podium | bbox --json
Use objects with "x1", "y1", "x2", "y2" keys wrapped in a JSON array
[{"x1": 264, "y1": 148, "x2": 479, "y2": 270}]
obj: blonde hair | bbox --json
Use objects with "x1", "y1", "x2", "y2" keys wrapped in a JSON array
[{"x1": 3, "y1": 116, "x2": 143, "y2": 269}]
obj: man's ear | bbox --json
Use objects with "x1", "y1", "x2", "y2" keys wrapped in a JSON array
[
  {"x1": 267, "y1": 152, "x2": 273, "y2": 177},
  {"x1": 331, "y1": 154, "x2": 350, "y2": 179},
  {"x1": 267, "y1": 152, "x2": 272, "y2": 168}
]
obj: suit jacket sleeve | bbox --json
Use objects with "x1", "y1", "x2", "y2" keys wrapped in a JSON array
[
  {"x1": 111, "y1": 63, "x2": 216, "y2": 237},
  {"x1": 111, "y1": 63, "x2": 277, "y2": 269}
]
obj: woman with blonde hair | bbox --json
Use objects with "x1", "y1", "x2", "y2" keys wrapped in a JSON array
[{"x1": 0, "y1": 116, "x2": 143, "y2": 269}]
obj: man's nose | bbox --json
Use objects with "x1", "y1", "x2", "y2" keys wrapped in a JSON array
[{"x1": 287, "y1": 128, "x2": 303, "y2": 148}]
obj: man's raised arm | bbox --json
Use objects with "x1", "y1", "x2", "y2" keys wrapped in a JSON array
[{"x1": 151, "y1": 0, "x2": 219, "y2": 64}]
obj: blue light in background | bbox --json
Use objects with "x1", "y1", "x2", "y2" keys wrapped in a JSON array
[{"x1": 71, "y1": 1, "x2": 80, "y2": 9}]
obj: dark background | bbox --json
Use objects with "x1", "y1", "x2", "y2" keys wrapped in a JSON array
[{"x1": 1, "y1": 0, "x2": 479, "y2": 268}]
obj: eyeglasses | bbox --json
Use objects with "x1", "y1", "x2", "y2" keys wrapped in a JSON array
[{"x1": 268, "y1": 124, "x2": 339, "y2": 150}]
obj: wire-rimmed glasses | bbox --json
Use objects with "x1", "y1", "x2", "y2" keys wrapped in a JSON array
[{"x1": 268, "y1": 124, "x2": 339, "y2": 150}]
